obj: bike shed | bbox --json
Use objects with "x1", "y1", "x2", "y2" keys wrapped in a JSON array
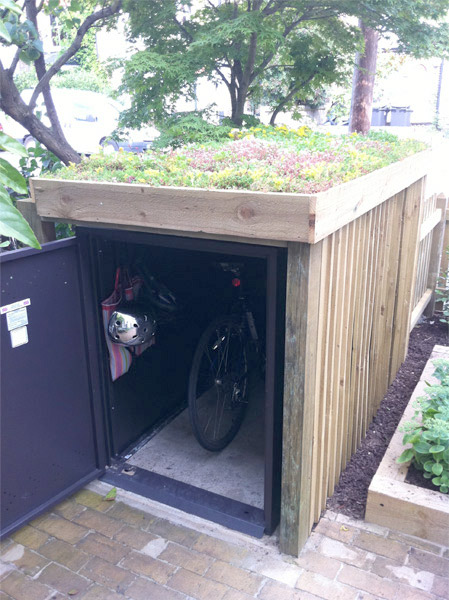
[
  {"x1": 3, "y1": 157, "x2": 433, "y2": 556},
  {"x1": 1, "y1": 224, "x2": 287, "y2": 542}
]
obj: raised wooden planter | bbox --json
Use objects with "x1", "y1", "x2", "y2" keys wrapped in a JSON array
[
  {"x1": 31, "y1": 149, "x2": 444, "y2": 556},
  {"x1": 366, "y1": 345, "x2": 449, "y2": 545}
]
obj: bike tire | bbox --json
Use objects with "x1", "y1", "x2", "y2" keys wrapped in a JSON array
[{"x1": 188, "y1": 316, "x2": 248, "y2": 451}]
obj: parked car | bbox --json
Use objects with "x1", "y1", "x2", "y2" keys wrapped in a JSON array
[{"x1": 2, "y1": 88, "x2": 158, "y2": 155}]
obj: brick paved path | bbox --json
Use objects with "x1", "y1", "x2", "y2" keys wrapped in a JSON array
[{"x1": 1, "y1": 487, "x2": 448, "y2": 599}]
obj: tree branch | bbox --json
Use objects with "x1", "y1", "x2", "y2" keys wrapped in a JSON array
[
  {"x1": 173, "y1": 16, "x2": 193, "y2": 42},
  {"x1": 7, "y1": 48, "x2": 22, "y2": 76},
  {"x1": 29, "y1": 0, "x2": 122, "y2": 108}
]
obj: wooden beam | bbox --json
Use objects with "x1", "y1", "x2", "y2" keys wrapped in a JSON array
[
  {"x1": 410, "y1": 288, "x2": 433, "y2": 331},
  {"x1": 16, "y1": 198, "x2": 56, "y2": 244},
  {"x1": 419, "y1": 209, "x2": 441, "y2": 242},
  {"x1": 31, "y1": 178, "x2": 314, "y2": 243},
  {"x1": 280, "y1": 241, "x2": 322, "y2": 555},
  {"x1": 425, "y1": 194, "x2": 448, "y2": 317},
  {"x1": 313, "y1": 151, "x2": 431, "y2": 242}
]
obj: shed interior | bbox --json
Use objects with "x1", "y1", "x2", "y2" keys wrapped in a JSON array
[{"x1": 84, "y1": 230, "x2": 286, "y2": 536}]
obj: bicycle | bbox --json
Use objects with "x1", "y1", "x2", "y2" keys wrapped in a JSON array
[{"x1": 187, "y1": 262, "x2": 262, "y2": 451}]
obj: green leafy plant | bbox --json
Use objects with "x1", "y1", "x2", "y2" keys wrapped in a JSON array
[
  {"x1": 0, "y1": 132, "x2": 40, "y2": 249},
  {"x1": 397, "y1": 359, "x2": 449, "y2": 493},
  {"x1": 52, "y1": 127, "x2": 427, "y2": 195}
]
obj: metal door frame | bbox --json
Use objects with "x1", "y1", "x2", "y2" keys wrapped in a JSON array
[{"x1": 77, "y1": 227, "x2": 286, "y2": 535}]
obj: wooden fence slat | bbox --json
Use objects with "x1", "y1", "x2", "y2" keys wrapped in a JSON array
[
  {"x1": 425, "y1": 195, "x2": 448, "y2": 316},
  {"x1": 390, "y1": 178, "x2": 425, "y2": 379},
  {"x1": 310, "y1": 236, "x2": 332, "y2": 526}
]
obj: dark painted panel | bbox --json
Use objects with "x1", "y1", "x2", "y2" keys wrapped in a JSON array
[
  {"x1": 0, "y1": 240, "x2": 103, "y2": 536},
  {"x1": 102, "y1": 463, "x2": 265, "y2": 538}
]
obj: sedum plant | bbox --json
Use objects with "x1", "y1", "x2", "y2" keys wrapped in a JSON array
[{"x1": 398, "y1": 359, "x2": 449, "y2": 493}]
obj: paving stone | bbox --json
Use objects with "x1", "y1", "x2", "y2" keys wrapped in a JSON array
[
  {"x1": 394, "y1": 584, "x2": 436, "y2": 600},
  {"x1": 0, "y1": 591, "x2": 14, "y2": 599},
  {"x1": 39, "y1": 538, "x2": 90, "y2": 572},
  {"x1": 10, "y1": 526, "x2": 49, "y2": 551},
  {"x1": 159, "y1": 541, "x2": 214, "y2": 574},
  {"x1": 0, "y1": 562, "x2": 14, "y2": 582},
  {"x1": 371, "y1": 555, "x2": 435, "y2": 591},
  {"x1": 33, "y1": 514, "x2": 89, "y2": 544},
  {"x1": 313, "y1": 518, "x2": 358, "y2": 543},
  {"x1": 168, "y1": 568, "x2": 229, "y2": 600},
  {"x1": 387, "y1": 531, "x2": 444, "y2": 556},
  {"x1": 315, "y1": 535, "x2": 370, "y2": 568},
  {"x1": 259, "y1": 579, "x2": 321, "y2": 600},
  {"x1": 79, "y1": 556, "x2": 135, "y2": 589},
  {"x1": 139, "y1": 537, "x2": 169, "y2": 558},
  {"x1": 444, "y1": 549, "x2": 449, "y2": 559},
  {"x1": 296, "y1": 549, "x2": 342, "y2": 579},
  {"x1": 408, "y1": 548, "x2": 449, "y2": 578},
  {"x1": 0, "y1": 571, "x2": 51, "y2": 600},
  {"x1": 105, "y1": 502, "x2": 157, "y2": 528},
  {"x1": 192, "y1": 535, "x2": 248, "y2": 563},
  {"x1": 222, "y1": 589, "x2": 256, "y2": 600},
  {"x1": 238, "y1": 553, "x2": 301, "y2": 587},
  {"x1": 73, "y1": 490, "x2": 112, "y2": 512},
  {"x1": 0, "y1": 544, "x2": 49, "y2": 576},
  {"x1": 432, "y1": 575, "x2": 449, "y2": 599},
  {"x1": 147, "y1": 519, "x2": 200, "y2": 547},
  {"x1": 120, "y1": 550, "x2": 176, "y2": 584},
  {"x1": 37, "y1": 562, "x2": 91, "y2": 595},
  {"x1": 0, "y1": 539, "x2": 13, "y2": 553},
  {"x1": 353, "y1": 530, "x2": 409, "y2": 562},
  {"x1": 74, "y1": 509, "x2": 123, "y2": 538},
  {"x1": 77, "y1": 532, "x2": 130, "y2": 564},
  {"x1": 335, "y1": 514, "x2": 388, "y2": 537},
  {"x1": 113, "y1": 525, "x2": 158, "y2": 551},
  {"x1": 296, "y1": 571, "x2": 359, "y2": 600},
  {"x1": 337, "y1": 564, "x2": 398, "y2": 599},
  {"x1": 126, "y1": 577, "x2": 188, "y2": 600},
  {"x1": 78, "y1": 584, "x2": 126, "y2": 599},
  {"x1": 53, "y1": 499, "x2": 86, "y2": 520},
  {"x1": 206, "y1": 560, "x2": 264, "y2": 595}
]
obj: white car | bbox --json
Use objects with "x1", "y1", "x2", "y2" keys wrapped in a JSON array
[{"x1": 3, "y1": 88, "x2": 158, "y2": 154}]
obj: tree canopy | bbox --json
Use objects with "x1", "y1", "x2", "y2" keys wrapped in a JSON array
[
  {"x1": 0, "y1": 0, "x2": 121, "y2": 164},
  {"x1": 119, "y1": 0, "x2": 449, "y2": 129}
]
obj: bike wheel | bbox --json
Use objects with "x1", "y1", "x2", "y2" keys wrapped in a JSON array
[{"x1": 188, "y1": 316, "x2": 248, "y2": 451}]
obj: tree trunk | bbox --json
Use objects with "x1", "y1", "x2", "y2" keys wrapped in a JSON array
[
  {"x1": 0, "y1": 70, "x2": 80, "y2": 164},
  {"x1": 349, "y1": 21, "x2": 379, "y2": 134}
]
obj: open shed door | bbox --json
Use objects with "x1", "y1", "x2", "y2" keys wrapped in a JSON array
[{"x1": 0, "y1": 239, "x2": 106, "y2": 537}]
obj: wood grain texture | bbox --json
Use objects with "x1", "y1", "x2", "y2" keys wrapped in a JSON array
[
  {"x1": 366, "y1": 346, "x2": 449, "y2": 546},
  {"x1": 16, "y1": 198, "x2": 56, "y2": 244},
  {"x1": 305, "y1": 179, "x2": 446, "y2": 532},
  {"x1": 313, "y1": 150, "x2": 431, "y2": 242},
  {"x1": 32, "y1": 178, "x2": 314, "y2": 243},
  {"x1": 280, "y1": 241, "x2": 322, "y2": 555},
  {"x1": 425, "y1": 195, "x2": 448, "y2": 317},
  {"x1": 31, "y1": 150, "x2": 431, "y2": 245}
]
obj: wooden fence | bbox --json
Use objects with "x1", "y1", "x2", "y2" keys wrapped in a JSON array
[
  {"x1": 281, "y1": 180, "x2": 447, "y2": 553},
  {"x1": 410, "y1": 193, "x2": 447, "y2": 329}
]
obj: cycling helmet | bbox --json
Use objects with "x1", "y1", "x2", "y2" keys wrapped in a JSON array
[
  {"x1": 108, "y1": 302, "x2": 157, "y2": 347},
  {"x1": 146, "y1": 275, "x2": 178, "y2": 312}
]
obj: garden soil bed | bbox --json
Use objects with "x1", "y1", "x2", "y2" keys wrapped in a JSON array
[{"x1": 326, "y1": 317, "x2": 448, "y2": 520}]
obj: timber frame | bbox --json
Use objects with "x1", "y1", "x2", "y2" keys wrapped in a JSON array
[{"x1": 31, "y1": 149, "x2": 444, "y2": 556}]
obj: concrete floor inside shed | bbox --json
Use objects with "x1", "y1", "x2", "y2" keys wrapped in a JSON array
[{"x1": 127, "y1": 381, "x2": 265, "y2": 509}]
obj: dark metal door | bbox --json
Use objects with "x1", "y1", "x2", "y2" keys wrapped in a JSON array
[{"x1": 0, "y1": 239, "x2": 106, "y2": 537}]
